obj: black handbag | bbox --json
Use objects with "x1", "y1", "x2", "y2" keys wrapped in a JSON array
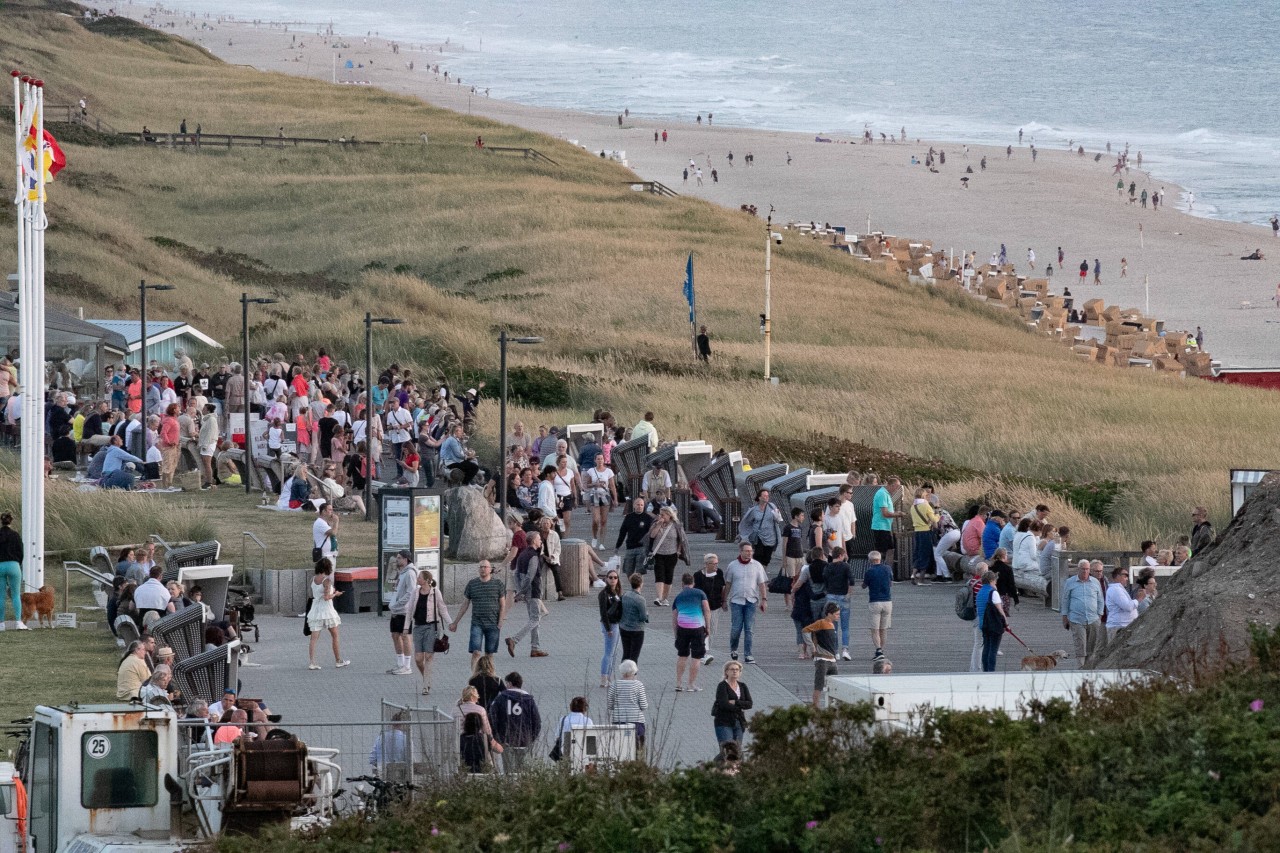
[
  {"x1": 549, "y1": 716, "x2": 567, "y2": 761},
  {"x1": 767, "y1": 571, "x2": 792, "y2": 595},
  {"x1": 433, "y1": 602, "x2": 450, "y2": 653},
  {"x1": 302, "y1": 597, "x2": 313, "y2": 636}
]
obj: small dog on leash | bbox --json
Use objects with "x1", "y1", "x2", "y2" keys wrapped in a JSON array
[
  {"x1": 1020, "y1": 649, "x2": 1068, "y2": 671},
  {"x1": 20, "y1": 585, "x2": 55, "y2": 629}
]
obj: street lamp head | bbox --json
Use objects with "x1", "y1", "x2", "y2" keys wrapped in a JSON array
[
  {"x1": 147, "y1": 284, "x2": 176, "y2": 292},
  {"x1": 376, "y1": 318, "x2": 405, "y2": 325},
  {"x1": 513, "y1": 336, "x2": 544, "y2": 345}
]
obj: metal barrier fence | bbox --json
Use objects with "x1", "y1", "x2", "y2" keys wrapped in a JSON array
[{"x1": 176, "y1": 708, "x2": 456, "y2": 812}]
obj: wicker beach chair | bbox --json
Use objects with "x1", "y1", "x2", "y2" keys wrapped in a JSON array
[
  {"x1": 114, "y1": 614, "x2": 141, "y2": 647},
  {"x1": 163, "y1": 540, "x2": 222, "y2": 584},
  {"x1": 150, "y1": 604, "x2": 205, "y2": 662},
  {"x1": 173, "y1": 640, "x2": 241, "y2": 704}
]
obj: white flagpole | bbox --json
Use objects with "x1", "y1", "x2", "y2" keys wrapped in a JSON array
[{"x1": 31, "y1": 79, "x2": 47, "y2": 591}]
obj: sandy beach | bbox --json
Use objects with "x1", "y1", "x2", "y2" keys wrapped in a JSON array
[{"x1": 127, "y1": 5, "x2": 1280, "y2": 367}]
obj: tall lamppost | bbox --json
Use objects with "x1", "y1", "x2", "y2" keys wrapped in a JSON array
[
  {"x1": 365, "y1": 313, "x2": 404, "y2": 521},
  {"x1": 138, "y1": 279, "x2": 174, "y2": 457},
  {"x1": 240, "y1": 293, "x2": 279, "y2": 493},
  {"x1": 763, "y1": 206, "x2": 778, "y2": 381},
  {"x1": 497, "y1": 330, "x2": 543, "y2": 526}
]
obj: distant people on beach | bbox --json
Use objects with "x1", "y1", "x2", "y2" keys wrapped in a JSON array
[
  {"x1": 1080, "y1": 260, "x2": 1089, "y2": 283},
  {"x1": 1241, "y1": 249, "x2": 1265, "y2": 261},
  {"x1": 1271, "y1": 215, "x2": 1279, "y2": 238},
  {"x1": 1093, "y1": 259, "x2": 1102, "y2": 285},
  {"x1": 1121, "y1": 258, "x2": 1128, "y2": 278}
]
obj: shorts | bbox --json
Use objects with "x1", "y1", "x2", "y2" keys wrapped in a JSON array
[
  {"x1": 653, "y1": 553, "x2": 678, "y2": 586},
  {"x1": 872, "y1": 529, "x2": 895, "y2": 554},
  {"x1": 200, "y1": 444, "x2": 216, "y2": 458},
  {"x1": 869, "y1": 601, "x2": 893, "y2": 630},
  {"x1": 814, "y1": 659, "x2": 838, "y2": 691},
  {"x1": 783, "y1": 556, "x2": 802, "y2": 578},
  {"x1": 389, "y1": 614, "x2": 406, "y2": 634},
  {"x1": 558, "y1": 495, "x2": 576, "y2": 513},
  {"x1": 674, "y1": 626, "x2": 706, "y2": 659},
  {"x1": 411, "y1": 623, "x2": 439, "y2": 654},
  {"x1": 469, "y1": 623, "x2": 500, "y2": 655},
  {"x1": 587, "y1": 491, "x2": 611, "y2": 508}
]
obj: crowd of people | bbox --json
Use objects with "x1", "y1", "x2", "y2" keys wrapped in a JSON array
[{"x1": 7, "y1": 343, "x2": 1217, "y2": 774}]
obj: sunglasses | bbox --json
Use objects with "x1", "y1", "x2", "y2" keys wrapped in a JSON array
[{"x1": 607, "y1": 574, "x2": 619, "y2": 579}]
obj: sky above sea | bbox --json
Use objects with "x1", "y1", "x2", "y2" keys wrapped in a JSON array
[{"x1": 148, "y1": 0, "x2": 1280, "y2": 226}]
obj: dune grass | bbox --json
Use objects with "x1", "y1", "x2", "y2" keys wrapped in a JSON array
[{"x1": 0, "y1": 0, "x2": 1277, "y2": 548}]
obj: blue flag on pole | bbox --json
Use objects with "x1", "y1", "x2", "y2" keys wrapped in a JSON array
[{"x1": 683, "y1": 253, "x2": 695, "y2": 324}]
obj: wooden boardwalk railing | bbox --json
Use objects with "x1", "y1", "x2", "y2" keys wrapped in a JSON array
[
  {"x1": 627, "y1": 180, "x2": 679, "y2": 198},
  {"x1": 483, "y1": 146, "x2": 559, "y2": 165},
  {"x1": 118, "y1": 131, "x2": 383, "y2": 149}
]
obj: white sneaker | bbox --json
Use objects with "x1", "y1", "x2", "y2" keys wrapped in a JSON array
[
  {"x1": 596, "y1": 542, "x2": 607, "y2": 551},
  {"x1": 591, "y1": 538, "x2": 598, "y2": 548},
  {"x1": 15, "y1": 622, "x2": 30, "y2": 631},
  {"x1": 839, "y1": 648, "x2": 851, "y2": 661},
  {"x1": 390, "y1": 666, "x2": 412, "y2": 675}
]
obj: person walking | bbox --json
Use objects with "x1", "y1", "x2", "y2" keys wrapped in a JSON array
[
  {"x1": 862, "y1": 550, "x2": 893, "y2": 661},
  {"x1": 726, "y1": 543, "x2": 769, "y2": 664},
  {"x1": 582, "y1": 452, "x2": 617, "y2": 550},
  {"x1": 488, "y1": 671, "x2": 541, "y2": 773},
  {"x1": 711, "y1": 661, "x2": 753, "y2": 747},
  {"x1": 647, "y1": 505, "x2": 686, "y2": 607},
  {"x1": 672, "y1": 572, "x2": 712, "y2": 691},
  {"x1": 967, "y1": 561, "x2": 989, "y2": 672},
  {"x1": 608, "y1": 660, "x2": 649, "y2": 754},
  {"x1": 614, "y1": 497, "x2": 653, "y2": 576},
  {"x1": 693, "y1": 553, "x2": 727, "y2": 665},
  {"x1": 449, "y1": 560, "x2": 508, "y2": 668},
  {"x1": 822, "y1": 547, "x2": 853, "y2": 660},
  {"x1": 1060, "y1": 559, "x2": 1104, "y2": 664},
  {"x1": 977, "y1": 570, "x2": 1007, "y2": 672},
  {"x1": 456, "y1": 686, "x2": 498, "y2": 774},
  {"x1": 306, "y1": 558, "x2": 349, "y2": 670},
  {"x1": 506, "y1": 531, "x2": 550, "y2": 658},
  {"x1": 403, "y1": 568, "x2": 451, "y2": 695},
  {"x1": 802, "y1": 602, "x2": 841, "y2": 708},
  {"x1": 737, "y1": 489, "x2": 784, "y2": 568},
  {"x1": 619, "y1": 573, "x2": 649, "y2": 664},
  {"x1": 385, "y1": 550, "x2": 417, "y2": 675},
  {"x1": 597, "y1": 569, "x2": 624, "y2": 688},
  {"x1": 0, "y1": 512, "x2": 25, "y2": 629}
]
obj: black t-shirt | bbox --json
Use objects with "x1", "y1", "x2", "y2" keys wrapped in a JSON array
[
  {"x1": 318, "y1": 417, "x2": 339, "y2": 454},
  {"x1": 173, "y1": 375, "x2": 191, "y2": 400},
  {"x1": 693, "y1": 570, "x2": 727, "y2": 610},
  {"x1": 616, "y1": 511, "x2": 653, "y2": 549},
  {"x1": 83, "y1": 412, "x2": 105, "y2": 438},
  {"x1": 783, "y1": 522, "x2": 805, "y2": 558},
  {"x1": 210, "y1": 372, "x2": 229, "y2": 400},
  {"x1": 51, "y1": 436, "x2": 77, "y2": 464}
]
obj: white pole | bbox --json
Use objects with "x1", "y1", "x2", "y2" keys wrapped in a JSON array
[
  {"x1": 764, "y1": 216, "x2": 772, "y2": 380},
  {"x1": 1139, "y1": 222, "x2": 1144, "y2": 250},
  {"x1": 1145, "y1": 274, "x2": 1149, "y2": 316},
  {"x1": 21, "y1": 78, "x2": 47, "y2": 591}
]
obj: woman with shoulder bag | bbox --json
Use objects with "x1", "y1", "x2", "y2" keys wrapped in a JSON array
[
  {"x1": 647, "y1": 505, "x2": 685, "y2": 607},
  {"x1": 536, "y1": 516, "x2": 566, "y2": 602},
  {"x1": 403, "y1": 569, "x2": 452, "y2": 696},
  {"x1": 552, "y1": 454, "x2": 580, "y2": 536},
  {"x1": 598, "y1": 569, "x2": 624, "y2": 688}
]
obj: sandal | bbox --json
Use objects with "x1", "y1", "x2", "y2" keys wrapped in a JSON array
[{"x1": 674, "y1": 685, "x2": 684, "y2": 692}]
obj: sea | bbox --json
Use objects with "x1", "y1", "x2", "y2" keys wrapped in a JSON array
[{"x1": 153, "y1": 0, "x2": 1280, "y2": 228}]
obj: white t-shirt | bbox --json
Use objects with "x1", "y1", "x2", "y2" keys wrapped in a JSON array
[
  {"x1": 386, "y1": 408, "x2": 413, "y2": 444},
  {"x1": 837, "y1": 500, "x2": 857, "y2": 539},
  {"x1": 313, "y1": 517, "x2": 334, "y2": 556},
  {"x1": 584, "y1": 467, "x2": 614, "y2": 494}
]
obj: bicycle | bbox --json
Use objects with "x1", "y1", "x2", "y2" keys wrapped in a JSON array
[
  {"x1": 6, "y1": 717, "x2": 32, "y2": 780},
  {"x1": 343, "y1": 774, "x2": 416, "y2": 821}
]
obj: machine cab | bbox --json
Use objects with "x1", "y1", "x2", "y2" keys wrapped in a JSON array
[{"x1": 25, "y1": 704, "x2": 179, "y2": 853}]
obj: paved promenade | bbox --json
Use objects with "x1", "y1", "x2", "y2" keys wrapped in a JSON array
[{"x1": 242, "y1": 512, "x2": 1074, "y2": 772}]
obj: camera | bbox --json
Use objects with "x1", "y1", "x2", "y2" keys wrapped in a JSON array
[{"x1": 771, "y1": 232, "x2": 783, "y2": 245}]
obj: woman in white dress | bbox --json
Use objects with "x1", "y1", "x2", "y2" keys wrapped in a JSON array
[
  {"x1": 307, "y1": 559, "x2": 350, "y2": 670},
  {"x1": 581, "y1": 453, "x2": 617, "y2": 550}
]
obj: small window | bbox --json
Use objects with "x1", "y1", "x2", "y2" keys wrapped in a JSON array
[
  {"x1": 0, "y1": 783, "x2": 10, "y2": 815},
  {"x1": 81, "y1": 731, "x2": 159, "y2": 809}
]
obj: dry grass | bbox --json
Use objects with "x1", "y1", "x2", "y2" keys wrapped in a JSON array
[{"x1": 0, "y1": 1, "x2": 1275, "y2": 551}]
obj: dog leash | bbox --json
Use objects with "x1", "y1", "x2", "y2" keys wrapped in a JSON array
[{"x1": 1005, "y1": 626, "x2": 1031, "y2": 650}]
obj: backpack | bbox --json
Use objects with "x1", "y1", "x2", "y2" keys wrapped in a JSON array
[{"x1": 955, "y1": 583, "x2": 977, "y2": 621}]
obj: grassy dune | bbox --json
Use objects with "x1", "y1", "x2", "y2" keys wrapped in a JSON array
[{"x1": 2, "y1": 0, "x2": 1277, "y2": 547}]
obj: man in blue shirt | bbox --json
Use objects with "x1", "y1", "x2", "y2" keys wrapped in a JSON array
[
  {"x1": 576, "y1": 434, "x2": 602, "y2": 471},
  {"x1": 861, "y1": 551, "x2": 893, "y2": 661},
  {"x1": 439, "y1": 424, "x2": 466, "y2": 469},
  {"x1": 1060, "y1": 559, "x2": 1103, "y2": 664}
]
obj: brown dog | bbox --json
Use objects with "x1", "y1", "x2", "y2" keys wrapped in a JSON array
[
  {"x1": 20, "y1": 585, "x2": 55, "y2": 628},
  {"x1": 1020, "y1": 650, "x2": 1068, "y2": 671}
]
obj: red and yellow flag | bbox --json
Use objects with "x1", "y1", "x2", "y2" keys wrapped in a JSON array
[{"x1": 21, "y1": 113, "x2": 65, "y2": 200}]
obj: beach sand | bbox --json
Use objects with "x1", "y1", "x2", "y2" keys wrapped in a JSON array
[{"x1": 127, "y1": 5, "x2": 1279, "y2": 367}]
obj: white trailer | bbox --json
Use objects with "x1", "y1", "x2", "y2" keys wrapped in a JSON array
[{"x1": 826, "y1": 670, "x2": 1151, "y2": 732}]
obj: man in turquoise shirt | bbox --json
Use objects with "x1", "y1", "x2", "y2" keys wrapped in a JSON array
[{"x1": 870, "y1": 476, "x2": 904, "y2": 567}]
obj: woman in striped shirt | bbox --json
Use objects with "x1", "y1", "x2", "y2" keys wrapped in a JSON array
[{"x1": 608, "y1": 659, "x2": 649, "y2": 753}]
